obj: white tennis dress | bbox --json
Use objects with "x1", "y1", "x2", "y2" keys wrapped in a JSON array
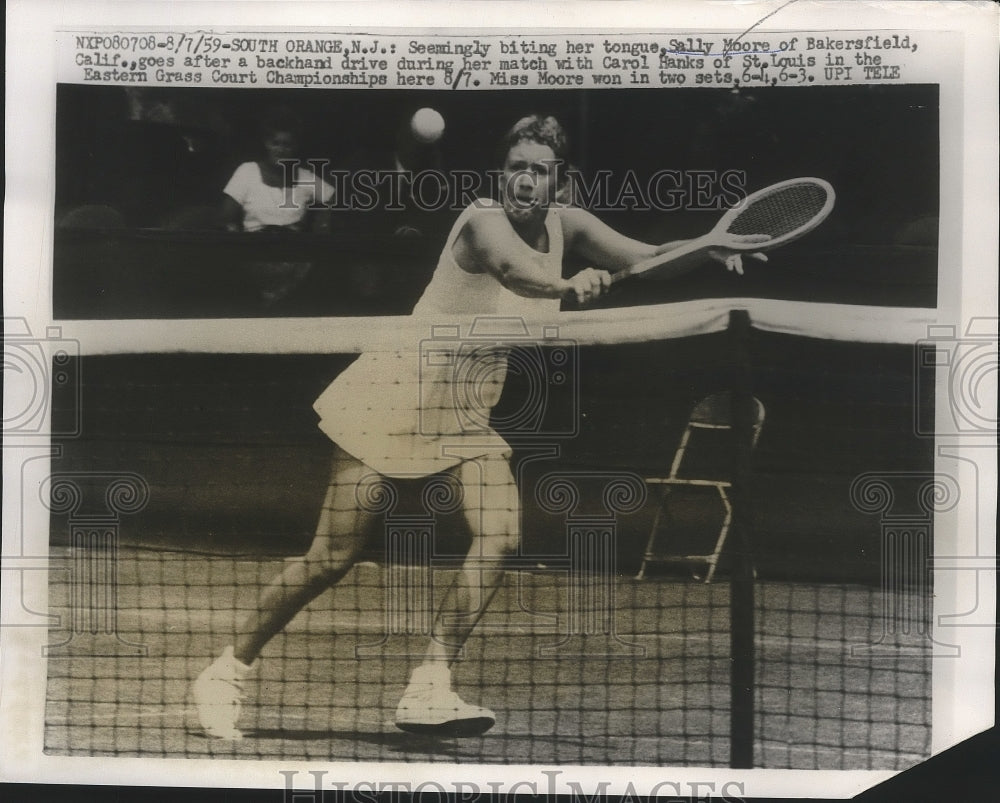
[{"x1": 313, "y1": 200, "x2": 564, "y2": 477}]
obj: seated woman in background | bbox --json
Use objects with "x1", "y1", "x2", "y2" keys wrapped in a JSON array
[{"x1": 222, "y1": 106, "x2": 335, "y2": 303}]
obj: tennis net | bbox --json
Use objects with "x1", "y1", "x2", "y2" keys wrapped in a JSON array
[{"x1": 44, "y1": 300, "x2": 935, "y2": 768}]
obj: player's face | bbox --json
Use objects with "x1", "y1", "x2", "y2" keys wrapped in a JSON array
[
  {"x1": 263, "y1": 131, "x2": 298, "y2": 165},
  {"x1": 502, "y1": 141, "x2": 559, "y2": 224}
]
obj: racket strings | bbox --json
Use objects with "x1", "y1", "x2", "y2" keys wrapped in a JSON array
[{"x1": 726, "y1": 183, "x2": 830, "y2": 241}]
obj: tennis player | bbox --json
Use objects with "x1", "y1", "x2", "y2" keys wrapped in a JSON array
[{"x1": 193, "y1": 114, "x2": 761, "y2": 739}]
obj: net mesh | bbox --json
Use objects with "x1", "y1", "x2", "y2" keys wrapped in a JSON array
[
  {"x1": 44, "y1": 303, "x2": 934, "y2": 769},
  {"x1": 45, "y1": 549, "x2": 737, "y2": 764},
  {"x1": 755, "y1": 583, "x2": 932, "y2": 769},
  {"x1": 726, "y1": 181, "x2": 831, "y2": 242}
]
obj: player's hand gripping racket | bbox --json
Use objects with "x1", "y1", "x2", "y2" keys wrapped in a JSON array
[{"x1": 610, "y1": 177, "x2": 836, "y2": 285}]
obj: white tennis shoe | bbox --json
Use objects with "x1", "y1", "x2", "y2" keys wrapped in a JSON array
[
  {"x1": 192, "y1": 646, "x2": 253, "y2": 740},
  {"x1": 394, "y1": 663, "x2": 495, "y2": 736}
]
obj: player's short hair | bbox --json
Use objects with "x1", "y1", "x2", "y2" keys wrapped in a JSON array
[
  {"x1": 259, "y1": 106, "x2": 303, "y2": 143},
  {"x1": 498, "y1": 114, "x2": 570, "y2": 183}
]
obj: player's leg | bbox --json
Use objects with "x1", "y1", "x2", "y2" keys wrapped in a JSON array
[
  {"x1": 395, "y1": 454, "x2": 518, "y2": 734},
  {"x1": 232, "y1": 453, "x2": 377, "y2": 663},
  {"x1": 424, "y1": 455, "x2": 519, "y2": 663},
  {"x1": 193, "y1": 446, "x2": 377, "y2": 739}
]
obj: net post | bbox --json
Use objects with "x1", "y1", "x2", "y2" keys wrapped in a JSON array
[{"x1": 727, "y1": 308, "x2": 756, "y2": 768}]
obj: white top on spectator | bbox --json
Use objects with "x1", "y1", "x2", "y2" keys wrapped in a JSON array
[{"x1": 223, "y1": 161, "x2": 335, "y2": 232}]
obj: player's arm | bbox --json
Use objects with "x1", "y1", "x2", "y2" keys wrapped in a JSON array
[
  {"x1": 562, "y1": 206, "x2": 765, "y2": 278},
  {"x1": 455, "y1": 207, "x2": 606, "y2": 303},
  {"x1": 560, "y1": 205, "x2": 661, "y2": 272},
  {"x1": 561, "y1": 205, "x2": 728, "y2": 282}
]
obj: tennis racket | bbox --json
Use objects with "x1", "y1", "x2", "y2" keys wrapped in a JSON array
[{"x1": 610, "y1": 177, "x2": 835, "y2": 285}]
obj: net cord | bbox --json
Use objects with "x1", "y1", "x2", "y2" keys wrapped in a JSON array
[{"x1": 64, "y1": 299, "x2": 937, "y2": 356}]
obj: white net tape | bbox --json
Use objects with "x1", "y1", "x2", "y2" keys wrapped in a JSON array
[{"x1": 65, "y1": 299, "x2": 937, "y2": 355}]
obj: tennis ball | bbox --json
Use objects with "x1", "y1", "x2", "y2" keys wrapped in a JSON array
[{"x1": 410, "y1": 107, "x2": 445, "y2": 144}]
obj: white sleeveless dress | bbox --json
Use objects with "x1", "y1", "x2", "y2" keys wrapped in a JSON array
[{"x1": 313, "y1": 200, "x2": 564, "y2": 477}]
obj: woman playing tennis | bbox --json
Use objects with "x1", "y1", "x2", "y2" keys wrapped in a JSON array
[{"x1": 193, "y1": 113, "x2": 761, "y2": 739}]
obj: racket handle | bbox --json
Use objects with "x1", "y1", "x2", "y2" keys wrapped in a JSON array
[{"x1": 610, "y1": 235, "x2": 717, "y2": 286}]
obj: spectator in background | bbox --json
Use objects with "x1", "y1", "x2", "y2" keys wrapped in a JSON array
[
  {"x1": 222, "y1": 106, "x2": 335, "y2": 233},
  {"x1": 222, "y1": 106, "x2": 335, "y2": 304}
]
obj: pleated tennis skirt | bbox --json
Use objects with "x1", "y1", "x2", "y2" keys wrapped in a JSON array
[{"x1": 313, "y1": 349, "x2": 511, "y2": 478}]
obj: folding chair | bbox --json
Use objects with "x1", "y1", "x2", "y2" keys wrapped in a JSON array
[{"x1": 637, "y1": 392, "x2": 765, "y2": 583}]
